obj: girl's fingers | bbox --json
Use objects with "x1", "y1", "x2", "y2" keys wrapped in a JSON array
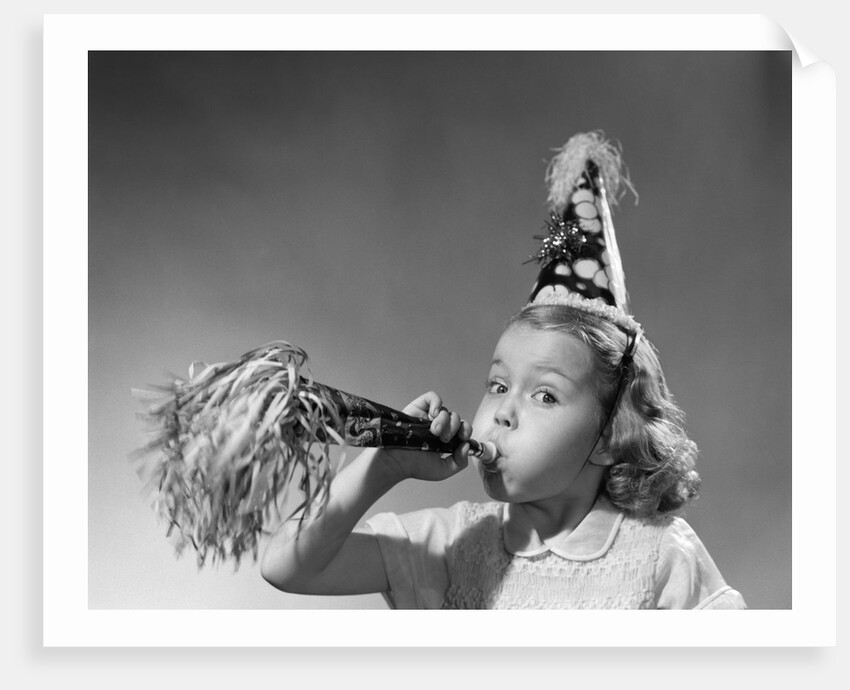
[
  {"x1": 403, "y1": 391, "x2": 442, "y2": 419},
  {"x1": 405, "y1": 392, "x2": 466, "y2": 444},
  {"x1": 429, "y1": 409, "x2": 445, "y2": 436},
  {"x1": 427, "y1": 397, "x2": 446, "y2": 420},
  {"x1": 431, "y1": 409, "x2": 464, "y2": 443},
  {"x1": 447, "y1": 411, "x2": 462, "y2": 439},
  {"x1": 452, "y1": 442, "x2": 471, "y2": 469}
]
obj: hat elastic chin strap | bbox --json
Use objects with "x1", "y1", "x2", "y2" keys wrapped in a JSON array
[{"x1": 581, "y1": 328, "x2": 642, "y2": 470}]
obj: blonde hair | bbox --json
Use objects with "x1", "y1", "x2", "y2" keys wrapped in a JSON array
[{"x1": 506, "y1": 304, "x2": 700, "y2": 517}]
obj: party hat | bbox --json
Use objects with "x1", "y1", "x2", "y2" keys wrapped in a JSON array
[{"x1": 527, "y1": 131, "x2": 640, "y2": 333}]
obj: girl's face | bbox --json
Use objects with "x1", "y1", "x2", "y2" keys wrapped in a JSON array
[{"x1": 471, "y1": 325, "x2": 608, "y2": 505}]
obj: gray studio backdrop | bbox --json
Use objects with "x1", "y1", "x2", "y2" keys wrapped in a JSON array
[{"x1": 89, "y1": 51, "x2": 790, "y2": 609}]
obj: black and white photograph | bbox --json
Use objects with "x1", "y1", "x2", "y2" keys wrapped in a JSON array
[{"x1": 87, "y1": 48, "x2": 788, "y2": 613}]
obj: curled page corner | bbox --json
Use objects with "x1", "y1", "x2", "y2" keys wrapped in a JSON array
[
  {"x1": 785, "y1": 31, "x2": 825, "y2": 69},
  {"x1": 765, "y1": 16, "x2": 828, "y2": 69}
]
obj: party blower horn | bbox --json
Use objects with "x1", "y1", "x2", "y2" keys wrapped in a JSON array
[{"x1": 133, "y1": 341, "x2": 496, "y2": 567}]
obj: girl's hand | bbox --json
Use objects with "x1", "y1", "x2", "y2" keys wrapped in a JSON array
[{"x1": 382, "y1": 391, "x2": 472, "y2": 483}]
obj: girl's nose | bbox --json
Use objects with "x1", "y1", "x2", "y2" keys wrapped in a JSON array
[{"x1": 493, "y1": 397, "x2": 517, "y2": 428}]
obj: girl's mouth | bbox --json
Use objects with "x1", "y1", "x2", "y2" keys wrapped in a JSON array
[{"x1": 480, "y1": 442, "x2": 502, "y2": 473}]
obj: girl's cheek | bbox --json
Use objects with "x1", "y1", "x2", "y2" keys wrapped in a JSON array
[{"x1": 471, "y1": 399, "x2": 491, "y2": 431}]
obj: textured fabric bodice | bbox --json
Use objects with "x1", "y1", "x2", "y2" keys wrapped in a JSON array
[{"x1": 442, "y1": 502, "x2": 663, "y2": 609}]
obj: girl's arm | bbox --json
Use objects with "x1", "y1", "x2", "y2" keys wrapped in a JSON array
[{"x1": 260, "y1": 392, "x2": 471, "y2": 596}]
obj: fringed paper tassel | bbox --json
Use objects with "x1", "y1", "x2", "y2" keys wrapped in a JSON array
[
  {"x1": 133, "y1": 341, "x2": 472, "y2": 569},
  {"x1": 134, "y1": 342, "x2": 344, "y2": 569}
]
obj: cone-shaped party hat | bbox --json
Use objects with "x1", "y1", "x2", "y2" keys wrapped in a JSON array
[{"x1": 527, "y1": 131, "x2": 640, "y2": 333}]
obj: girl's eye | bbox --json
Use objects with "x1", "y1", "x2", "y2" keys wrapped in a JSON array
[
  {"x1": 487, "y1": 380, "x2": 507, "y2": 394},
  {"x1": 533, "y1": 390, "x2": 559, "y2": 405}
]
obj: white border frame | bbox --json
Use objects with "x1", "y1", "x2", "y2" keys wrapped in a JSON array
[{"x1": 43, "y1": 14, "x2": 835, "y2": 646}]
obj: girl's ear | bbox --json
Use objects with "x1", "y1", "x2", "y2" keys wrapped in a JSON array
[
  {"x1": 588, "y1": 449, "x2": 616, "y2": 467},
  {"x1": 588, "y1": 420, "x2": 616, "y2": 466}
]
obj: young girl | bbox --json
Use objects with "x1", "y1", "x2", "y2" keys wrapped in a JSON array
[
  {"x1": 260, "y1": 132, "x2": 746, "y2": 609},
  {"x1": 260, "y1": 303, "x2": 745, "y2": 609}
]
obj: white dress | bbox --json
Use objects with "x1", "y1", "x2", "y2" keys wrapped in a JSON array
[{"x1": 365, "y1": 495, "x2": 747, "y2": 610}]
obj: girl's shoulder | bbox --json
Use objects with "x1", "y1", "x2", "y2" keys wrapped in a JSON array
[
  {"x1": 618, "y1": 510, "x2": 712, "y2": 563},
  {"x1": 630, "y1": 512, "x2": 747, "y2": 609},
  {"x1": 642, "y1": 513, "x2": 710, "y2": 555},
  {"x1": 619, "y1": 508, "x2": 692, "y2": 535}
]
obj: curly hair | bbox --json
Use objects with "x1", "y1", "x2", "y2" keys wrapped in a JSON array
[{"x1": 506, "y1": 304, "x2": 700, "y2": 518}]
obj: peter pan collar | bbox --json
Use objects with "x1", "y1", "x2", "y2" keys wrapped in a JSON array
[{"x1": 501, "y1": 494, "x2": 624, "y2": 561}]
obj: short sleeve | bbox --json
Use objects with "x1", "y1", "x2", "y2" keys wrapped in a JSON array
[
  {"x1": 365, "y1": 504, "x2": 463, "y2": 609},
  {"x1": 655, "y1": 518, "x2": 747, "y2": 610}
]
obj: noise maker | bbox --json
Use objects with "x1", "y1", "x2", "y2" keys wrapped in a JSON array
[
  {"x1": 321, "y1": 384, "x2": 496, "y2": 460},
  {"x1": 133, "y1": 341, "x2": 493, "y2": 568}
]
